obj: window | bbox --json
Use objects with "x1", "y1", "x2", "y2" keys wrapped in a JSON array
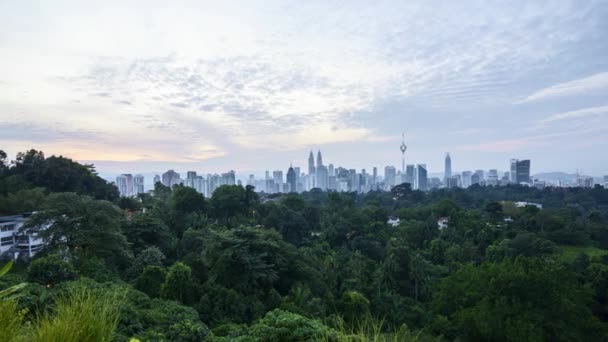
[
  {"x1": 1, "y1": 236, "x2": 14, "y2": 246},
  {"x1": 1, "y1": 224, "x2": 16, "y2": 232}
]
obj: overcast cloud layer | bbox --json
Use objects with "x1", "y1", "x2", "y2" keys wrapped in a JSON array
[{"x1": 1, "y1": 0, "x2": 607, "y2": 176}]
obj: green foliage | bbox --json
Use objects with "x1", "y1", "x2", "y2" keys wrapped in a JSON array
[
  {"x1": 27, "y1": 254, "x2": 77, "y2": 287},
  {"x1": 432, "y1": 257, "x2": 606, "y2": 341},
  {"x1": 161, "y1": 262, "x2": 194, "y2": 304},
  {"x1": 249, "y1": 309, "x2": 336, "y2": 341},
  {"x1": 29, "y1": 288, "x2": 124, "y2": 342},
  {"x1": 0, "y1": 187, "x2": 46, "y2": 215},
  {"x1": 135, "y1": 266, "x2": 166, "y2": 298},
  {"x1": 24, "y1": 192, "x2": 132, "y2": 270}
]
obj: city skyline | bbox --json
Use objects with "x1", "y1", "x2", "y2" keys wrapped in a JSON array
[
  {"x1": 1, "y1": 1, "x2": 608, "y2": 175},
  {"x1": 110, "y1": 147, "x2": 606, "y2": 197}
]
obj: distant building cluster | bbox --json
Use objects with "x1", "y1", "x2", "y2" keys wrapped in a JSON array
[{"x1": 113, "y1": 134, "x2": 608, "y2": 198}]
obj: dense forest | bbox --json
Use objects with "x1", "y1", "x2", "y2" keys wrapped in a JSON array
[{"x1": 1, "y1": 149, "x2": 608, "y2": 341}]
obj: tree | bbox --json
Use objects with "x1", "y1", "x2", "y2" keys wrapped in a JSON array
[
  {"x1": 123, "y1": 213, "x2": 175, "y2": 255},
  {"x1": 210, "y1": 185, "x2": 251, "y2": 224},
  {"x1": 27, "y1": 254, "x2": 77, "y2": 287},
  {"x1": 248, "y1": 309, "x2": 336, "y2": 341},
  {"x1": 117, "y1": 197, "x2": 142, "y2": 211},
  {"x1": 135, "y1": 266, "x2": 167, "y2": 298},
  {"x1": 161, "y1": 262, "x2": 193, "y2": 304},
  {"x1": 24, "y1": 193, "x2": 132, "y2": 270},
  {"x1": 432, "y1": 257, "x2": 606, "y2": 341},
  {"x1": 171, "y1": 186, "x2": 206, "y2": 214}
]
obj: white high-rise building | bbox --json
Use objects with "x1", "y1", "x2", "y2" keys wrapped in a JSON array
[
  {"x1": 134, "y1": 174, "x2": 144, "y2": 194},
  {"x1": 116, "y1": 174, "x2": 134, "y2": 197}
]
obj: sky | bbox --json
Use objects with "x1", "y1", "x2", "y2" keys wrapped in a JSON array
[{"x1": 1, "y1": 0, "x2": 608, "y2": 178}]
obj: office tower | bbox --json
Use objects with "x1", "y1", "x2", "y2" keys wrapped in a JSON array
[
  {"x1": 308, "y1": 151, "x2": 315, "y2": 188},
  {"x1": 462, "y1": 171, "x2": 472, "y2": 188},
  {"x1": 487, "y1": 169, "x2": 499, "y2": 186},
  {"x1": 372, "y1": 167, "x2": 378, "y2": 185},
  {"x1": 308, "y1": 151, "x2": 315, "y2": 174},
  {"x1": 116, "y1": 174, "x2": 134, "y2": 197},
  {"x1": 316, "y1": 165, "x2": 328, "y2": 190},
  {"x1": 510, "y1": 159, "x2": 518, "y2": 183},
  {"x1": 328, "y1": 164, "x2": 334, "y2": 177},
  {"x1": 444, "y1": 153, "x2": 452, "y2": 181},
  {"x1": 134, "y1": 174, "x2": 144, "y2": 194},
  {"x1": 417, "y1": 164, "x2": 428, "y2": 191},
  {"x1": 471, "y1": 172, "x2": 481, "y2": 185},
  {"x1": 222, "y1": 170, "x2": 236, "y2": 186},
  {"x1": 153, "y1": 175, "x2": 160, "y2": 185},
  {"x1": 406, "y1": 164, "x2": 415, "y2": 185},
  {"x1": 162, "y1": 170, "x2": 181, "y2": 188},
  {"x1": 286, "y1": 165, "x2": 296, "y2": 192},
  {"x1": 446, "y1": 176, "x2": 459, "y2": 188},
  {"x1": 400, "y1": 132, "x2": 407, "y2": 173},
  {"x1": 513, "y1": 159, "x2": 531, "y2": 184},
  {"x1": 247, "y1": 174, "x2": 255, "y2": 186},
  {"x1": 273, "y1": 170, "x2": 283, "y2": 192},
  {"x1": 317, "y1": 150, "x2": 323, "y2": 167},
  {"x1": 186, "y1": 171, "x2": 197, "y2": 180},
  {"x1": 384, "y1": 166, "x2": 396, "y2": 189},
  {"x1": 475, "y1": 170, "x2": 485, "y2": 183}
]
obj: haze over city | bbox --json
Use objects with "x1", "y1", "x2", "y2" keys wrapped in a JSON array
[{"x1": 1, "y1": 0, "x2": 608, "y2": 176}]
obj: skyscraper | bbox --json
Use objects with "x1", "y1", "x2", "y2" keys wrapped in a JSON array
[
  {"x1": 515, "y1": 159, "x2": 531, "y2": 184},
  {"x1": 417, "y1": 164, "x2": 428, "y2": 191},
  {"x1": 116, "y1": 174, "x2": 134, "y2": 197},
  {"x1": 162, "y1": 170, "x2": 181, "y2": 188},
  {"x1": 384, "y1": 166, "x2": 396, "y2": 189},
  {"x1": 134, "y1": 174, "x2": 144, "y2": 194},
  {"x1": 308, "y1": 150, "x2": 315, "y2": 188},
  {"x1": 444, "y1": 153, "x2": 452, "y2": 181},
  {"x1": 406, "y1": 164, "x2": 415, "y2": 185},
  {"x1": 286, "y1": 165, "x2": 296, "y2": 192},
  {"x1": 317, "y1": 150, "x2": 323, "y2": 167}
]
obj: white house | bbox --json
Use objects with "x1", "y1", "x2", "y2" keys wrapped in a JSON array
[
  {"x1": 437, "y1": 217, "x2": 449, "y2": 230},
  {"x1": 387, "y1": 216, "x2": 401, "y2": 227},
  {"x1": 0, "y1": 213, "x2": 46, "y2": 259},
  {"x1": 515, "y1": 202, "x2": 543, "y2": 209}
]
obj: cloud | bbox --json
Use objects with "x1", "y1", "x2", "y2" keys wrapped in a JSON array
[
  {"x1": 522, "y1": 72, "x2": 608, "y2": 103},
  {"x1": 540, "y1": 105, "x2": 608, "y2": 123}
]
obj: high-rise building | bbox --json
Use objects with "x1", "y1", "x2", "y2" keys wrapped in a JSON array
[
  {"x1": 510, "y1": 159, "x2": 518, "y2": 183},
  {"x1": 511, "y1": 159, "x2": 531, "y2": 184},
  {"x1": 446, "y1": 176, "x2": 459, "y2": 188},
  {"x1": 328, "y1": 164, "x2": 334, "y2": 177},
  {"x1": 317, "y1": 150, "x2": 323, "y2": 167},
  {"x1": 153, "y1": 175, "x2": 160, "y2": 185},
  {"x1": 134, "y1": 174, "x2": 144, "y2": 194},
  {"x1": 286, "y1": 165, "x2": 296, "y2": 192},
  {"x1": 406, "y1": 164, "x2": 415, "y2": 185},
  {"x1": 475, "y1": 170, "x2": 485, "y2": 184},
  {"x1": 462, "y1": 171, "x2": 472, "y2": 188},
  {"x1": 487, "y1": 169, "x2": 499, "y2": 186},
  {"x1": 384, "y1": 166, "x2": 396, "y2": 189},
  {"x1": 162, "y1": 170, "x2": 181, "y2": 188},
  {"x1": 417, "y1": 164, "x2": 428, "y2": 191},
  {"x1": 444, "y1": 153, "x2": 452, "y2": 181},
  {"x1": 308, "y1": 151, "x2": 315, "y2": 188},
  {"x1": 116, "y1": 174, "x2": 134, "y2": 197},
  {"x1": 273, "y1": 170, "x2": 283, "y2": 192},
  {"x1": 316, "y1": 165, "x2": 328, "y2": 190}
]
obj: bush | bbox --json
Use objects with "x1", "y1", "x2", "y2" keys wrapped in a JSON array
[
  {"x1": 249, "y1": 309, "x2": 336, "y2": 341},
  {"x1": 27, "y1": 255, "x2": 77, "y2": 287}
]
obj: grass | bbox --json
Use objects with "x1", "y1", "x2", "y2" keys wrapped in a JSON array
[
  {"x1": 28, "y1": 288, "x2": 124, "y2": 342},
  {"x1": 322, "y1": 315, "x2": 427, "y2": 342},
  {"x1": 559, "y1": 245, "x2": 608, "y2": 262}
]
